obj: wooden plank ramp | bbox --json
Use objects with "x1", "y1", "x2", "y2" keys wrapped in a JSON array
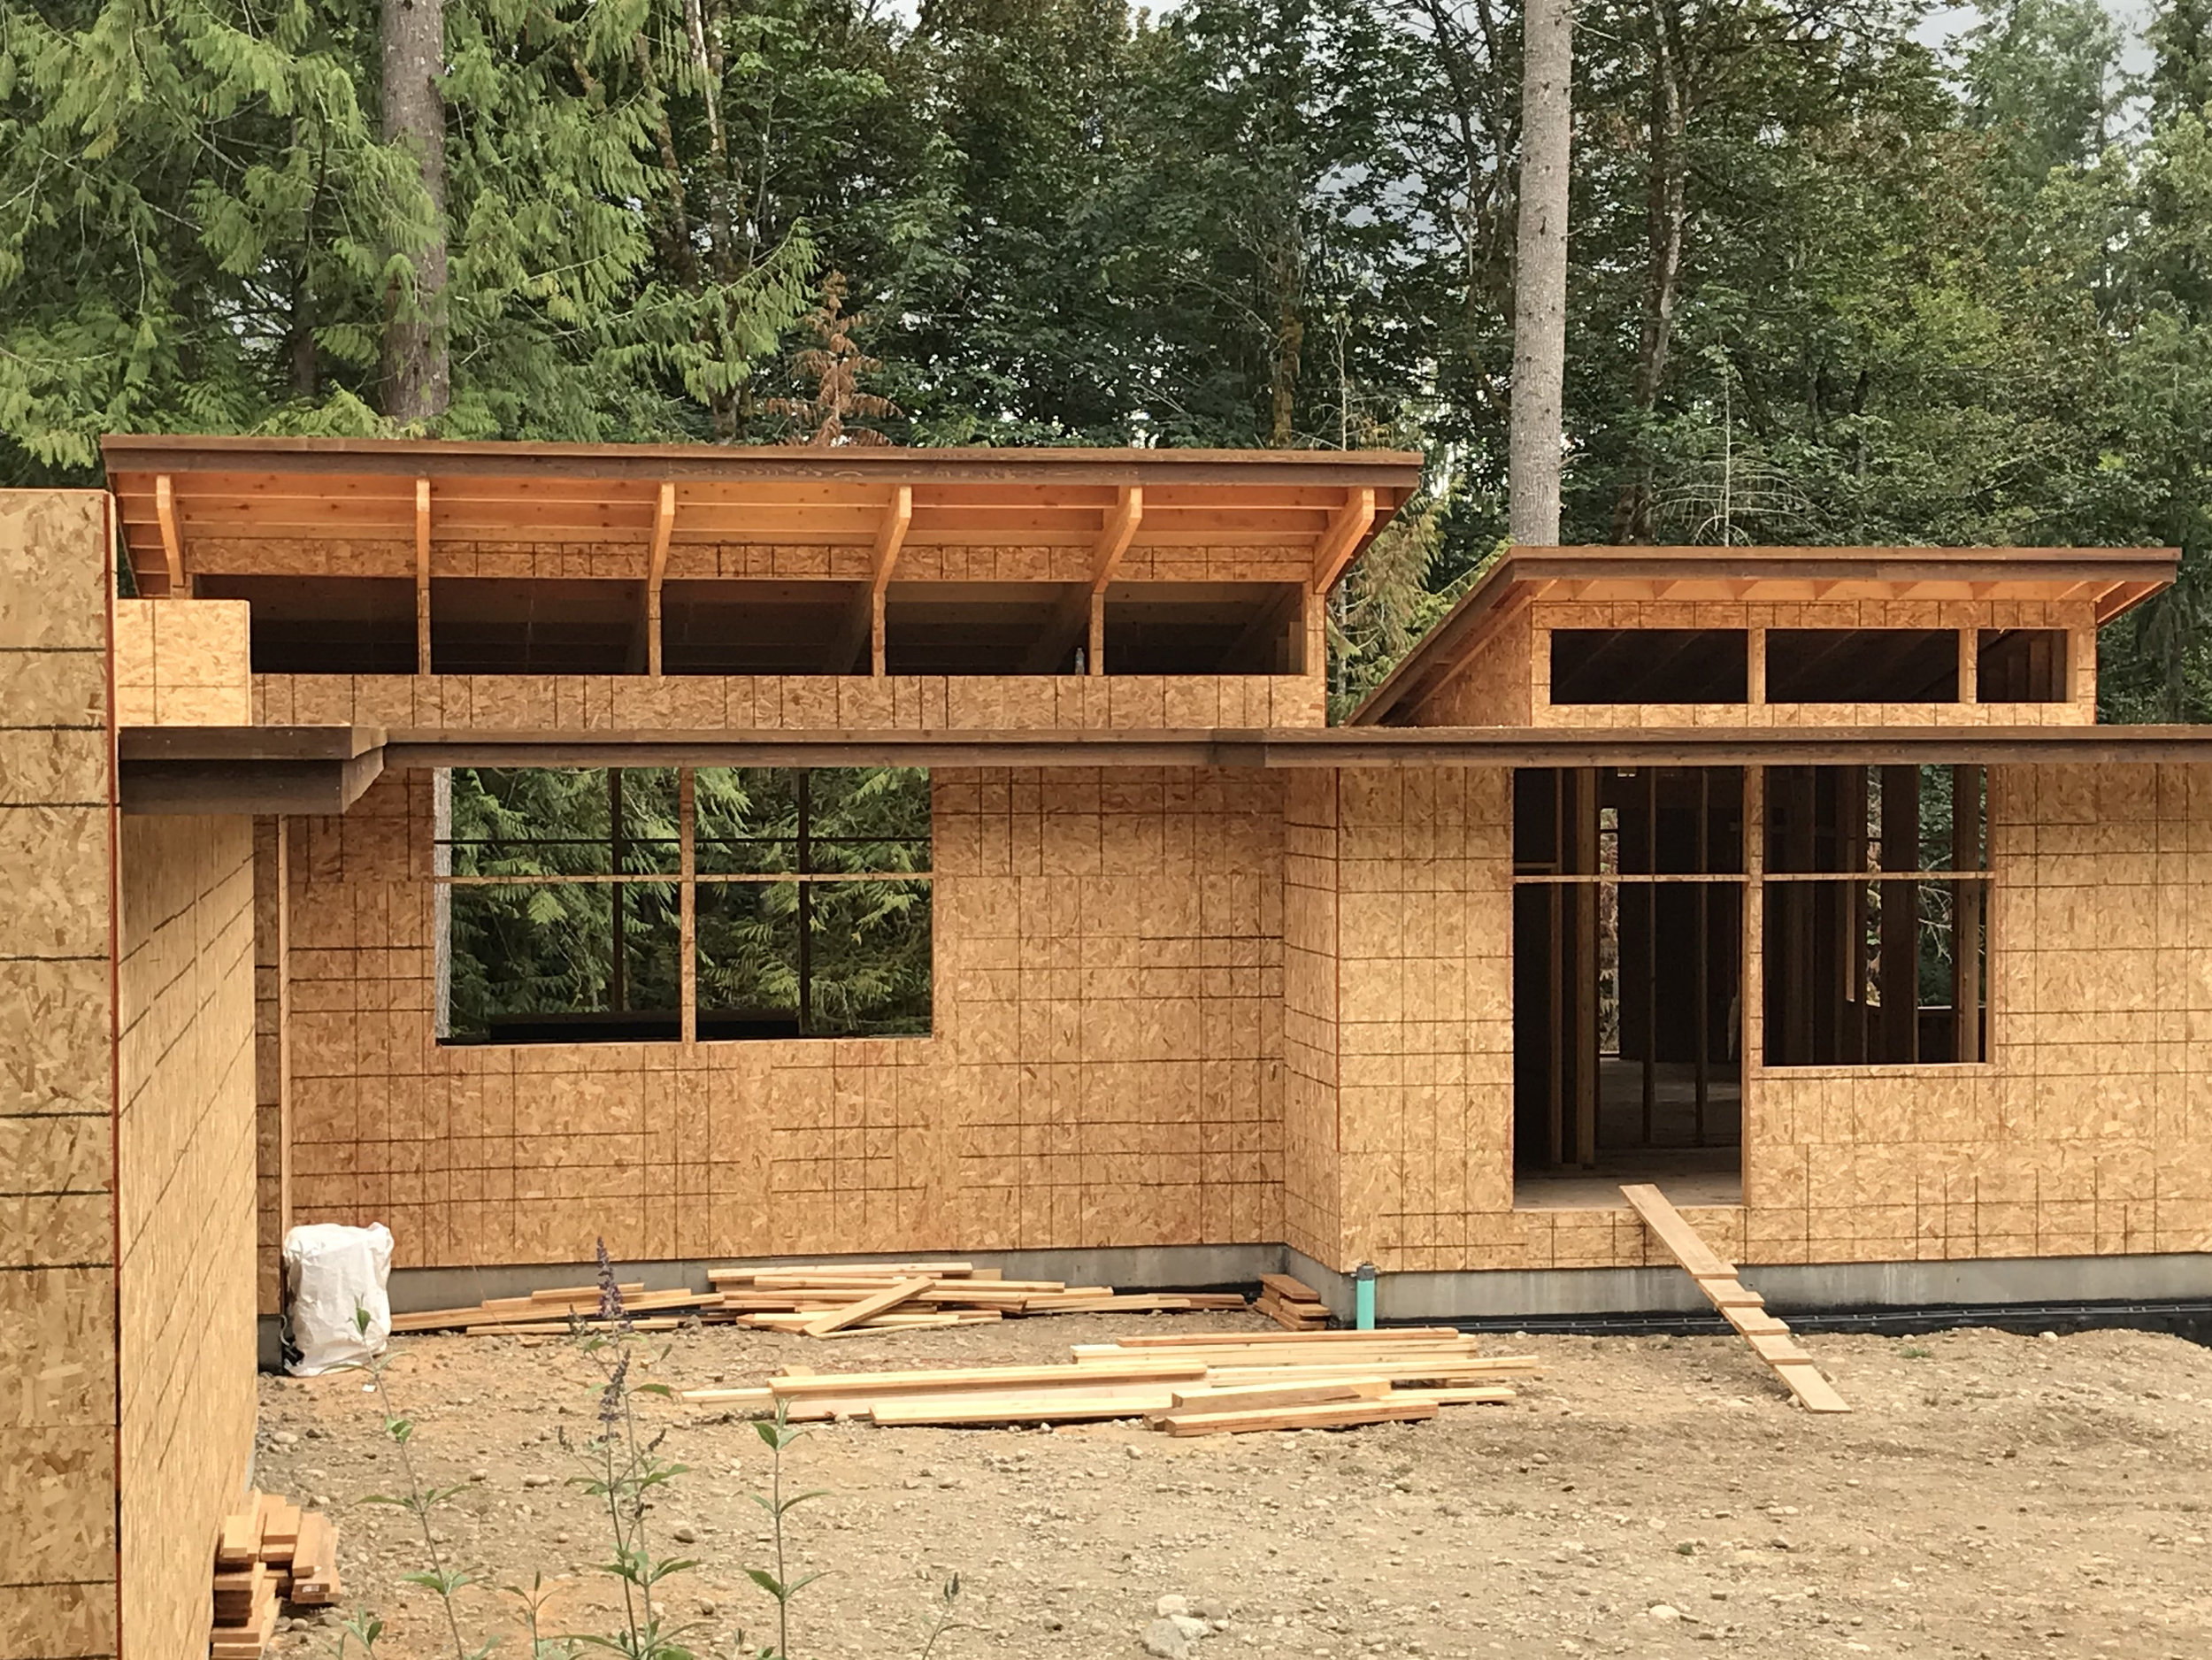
[{"x1": 1618, "y1": 1183, "x2": 1849, "y2": 1415}]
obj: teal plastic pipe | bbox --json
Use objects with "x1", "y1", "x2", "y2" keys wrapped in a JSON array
[{"x1": 1354, "y1": 1262, "x2": 1377, "y2": 1330}]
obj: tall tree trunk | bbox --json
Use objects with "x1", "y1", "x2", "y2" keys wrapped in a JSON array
[
  {"x1": 1509, "y1": 0, "x2": 1572, "y2": 546},
  {"x1": 1269, "y1": 245, "x2": 1305, "y2": 447},
  {"x1": 1611, "y1": 1, "x2": 1686, "y2": 543},
  {"x1": 381, "y1": 0, "x2": 449, "y2": 421}
]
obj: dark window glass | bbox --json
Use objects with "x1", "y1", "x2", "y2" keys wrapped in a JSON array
[
  {"x1": 1548, "y1": 629, "x2": 1749, "y2": 703},
  {"x1": 1764, "y1": 629, "x2": 1958, "y2": 703}
]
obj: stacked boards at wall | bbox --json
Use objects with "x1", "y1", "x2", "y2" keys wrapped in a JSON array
[
  {"x1": 679, "y1": 1327, "x2": 1536, "y2": 1435},
  {"x1": 1255, "y1": 1272, "x2": 1329, "y2": 1330},
  {"x1": 389, "y1": 1262, "x2": 1247, "y2": 1338},
  {"x1": 211, "y1": 1491, "x2": 340, "y2": 1657}
]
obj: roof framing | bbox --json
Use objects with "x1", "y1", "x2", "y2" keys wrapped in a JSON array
[
  {"x1": 1351, "y1": 543, "x2": 2181, "y2": 725},
  {"x1": 101, "y1": 435, "x2": 1423, "y2": 597}
]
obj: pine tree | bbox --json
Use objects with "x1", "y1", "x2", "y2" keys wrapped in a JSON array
[{"x1": 758, "y1": 272, "x2": 900, "y2": 443}]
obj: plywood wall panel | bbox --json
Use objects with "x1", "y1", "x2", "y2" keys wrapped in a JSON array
[{"x1": 0, "y1": 488, "x2": 119, "y2": 1660}]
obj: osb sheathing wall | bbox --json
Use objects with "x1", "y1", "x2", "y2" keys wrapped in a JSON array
[
  {"x1": 0, "y1": 490, "x2": 118, "y2": 1660},
  {"x1": 112, "y1": 596, "x2": 251, "y2": 726},
  {"x1": 252, "y1": 673, "x2": 1326, "y2": 732},
  {"x1": 1283, "y1": 761, "x2": 2212, "y2": 1276},
  {"x1": 1406, "y1": 608, "x2": 1534, "y2": 728},
  {"x1": 280, "y1": 767, "x2": 1286, "y2": 1266},
  {"x1": 1738, "y1": 763, "x2": 2212, "y2": 1266},
  {"x1": 114, "y1": 815, "x2": 257, "y2": 1660}
]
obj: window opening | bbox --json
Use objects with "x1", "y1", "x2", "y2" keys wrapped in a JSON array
[
  {"x1": 1764, "y1": 629, "x2": 1958, "y2": 703},
  {"x1": 1512, "y1": 767, "x2": 1745, "y2": 1205},
  {"x1": 1760, "y1": 765, "x2": 1987, "y2": 1065},
  {"x1": 437, "y1": 766, "x2": 930, "y2": 1044},
  {"x1": 1548, "y1": 629, "x2": 1749, "y2": 703},
  {"x1": 1976, "y1": 629, "x2": 2069, "y2": 703}
]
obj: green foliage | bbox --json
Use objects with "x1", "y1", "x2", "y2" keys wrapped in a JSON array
[
  {"x1": 440, "y1": 766, "x2": 931, "y2": 1041},
  {"x1": 10, "y1": 0, "x2": 2212, "y2": 703}
]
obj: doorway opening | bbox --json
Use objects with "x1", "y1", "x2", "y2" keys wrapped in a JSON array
[{"x1": 1512, "y1": 766, "x2": 1745, "y2": 1208}]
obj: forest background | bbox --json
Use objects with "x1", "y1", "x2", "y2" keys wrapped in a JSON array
[{"x1": 4, "y1": 0, "x2": 2210, "y2": 715}]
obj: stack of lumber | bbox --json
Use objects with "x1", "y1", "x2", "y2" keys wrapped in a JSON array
[
  {"x1": 679, "y1": 1326, "x2": 1535, "y2": 1435},
  {"x1": 388, "y1": 1263, "x2": 1247, "y2": 1338},
  {"x1": 1254, "y1": 1272, "x2": 1329, "y2": 1331},
  {"x1": 1618, "y1": 1183, "x2": 1850, "y2": 1415},
  {"x1": 211, "y1": 1491, "x2": 340, "y2": 1657}
]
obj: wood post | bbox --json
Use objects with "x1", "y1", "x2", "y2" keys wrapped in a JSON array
[
  {"x1": 648, "y1": 481, "x2": 675, "y2": 677},
  {"x1": 1878, "y1": 765, "x2": 1920, "y2": 1064},
  {"x1": 415, "y1": 477, "x2": 433, "y2": 672},
  {"x1": 155, "y1": 473, "x2": 188, "y2": 596},
  {"x1": 1572, "y1": 767, "x2": 1599, "y2": 1167},
  {"x1": 1952, "y1": 764, "x2": 1983, "y2": 1064},
  {"x1": 680, "y1": 767, "x2": 696, "y2": 1044}
]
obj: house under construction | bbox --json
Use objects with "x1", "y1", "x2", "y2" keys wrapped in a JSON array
[{"x1": 4, "y1": 434, "x2": 2204, "y2": 1655}]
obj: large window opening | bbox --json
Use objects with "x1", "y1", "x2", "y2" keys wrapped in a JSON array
[
  {"x1": 1761, "y1": 765, "x2": 1987, "y2": 1066},
  {"x1": 1765, "y1": 629, "x2": 1959, "y2": 703},
  {"x1": 430, "y1": 578, "x2": 649, "y2": 673},
  {"x1": 1548, "y1": 629, "x2": 1749, "y2": 703},
  {"x1": 1103, "y1": 582, "x2": 1307, "y2": 673},
  {"x1": 436, "y1": 765, "x2": 930, "y2": 1044},
  {"x1": 198, "y1": 575, "x2": 419, "y2": 673},
  {"x1": 661, "y1": 580, "x2": 866, "y2": 674},
  {"x1": 1512, "y1": 767, "x2": 1745, "y2": 1206}
]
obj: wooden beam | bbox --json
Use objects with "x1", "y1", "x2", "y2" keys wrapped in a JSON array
[
  {"x1": 154, "y1": 474, "x2": 186, "y2": 596},
  {"x1": 826, "y1": 486, "x2": 912, "y2": 676},
  {"x1": 1087, "y1": 486, "x2": 1142, "y2": 675},
  {"x1": 1311, "y1": 487, "x2": 1377, "y2": 593},
  {"x1": 647, "y1": 481, "x2": 676, "y2": 676},
  {"x1": 415, "y1": 478, "x2": 433, "y2": 672}
]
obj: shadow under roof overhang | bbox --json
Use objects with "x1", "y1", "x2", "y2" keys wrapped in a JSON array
[
  {"x1": 115, "y1": 721, "x2": 2212, "y2": 813},
  {"x1": 1350, "y1": 543, "x2": 2183, "y2": 726}
]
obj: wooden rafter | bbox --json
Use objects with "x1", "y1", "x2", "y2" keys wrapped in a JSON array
[
  {"x1": 829, "y1": 485, "x2": 913, "y2": 676},
  {"x1": 1087, "y1": 485, "x2": 1143, "y2": 675},
  {"x1": 1311, "y1": 487, "x2": 1377, "y2": 593},
  {"x1": 154, "y1": 473, "x2": 186, "y2": 596},
  {"x1": 647, "y1": 481, "x2": 676, "y2": 676}
]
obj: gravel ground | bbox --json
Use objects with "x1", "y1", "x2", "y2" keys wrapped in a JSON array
[{"x1": 250, "y1": 1314, "x2": 2212, "y2": 1660}]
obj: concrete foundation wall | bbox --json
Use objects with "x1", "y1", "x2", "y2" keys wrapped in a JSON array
[{"x1": 115, "y1": 813, "x2": 258, "y2": 1659}]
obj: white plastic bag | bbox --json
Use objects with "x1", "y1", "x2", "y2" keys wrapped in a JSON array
[{"x1": 283, "y1": 1222, "x2": 394, "y2": 1375}]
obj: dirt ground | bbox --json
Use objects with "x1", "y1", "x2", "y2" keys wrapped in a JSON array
[{"x1": 251, "y1": 1314, "x2": 2212, "y2": 1660}]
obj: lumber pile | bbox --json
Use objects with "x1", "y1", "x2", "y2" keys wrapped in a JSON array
[
  {"x1": 679, "y1": 1326, "x2": 1533, "y2": 1436},
  {"x1": 1255, "y1": 1272, "x2": 1329, "y2": 1331},
  {"x1": 1618, "y1": 1183, "x2": 1850, "y2": 1415},
  {"x1": 388, "y1": 1262, "x2": 1248, "y2": 1338},
  {"x1": 211, "y1": 1491, "x2": 340, "y2": 1656}
]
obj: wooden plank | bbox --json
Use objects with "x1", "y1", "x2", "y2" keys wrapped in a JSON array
[
  {"x1": 1618, "y1": 1183, "x2": 1735, "y2": 1278},
  {"x1": 710, "y1": 1260, "x2": 974, "y2": 1283},
  {"x1": 215, "y1": 1495, "x2": 263, "y2": 1569},
  {"x1": 769, "y1": 1357, "x2": 1207, "y2": 1398},
  {"x1": 1110, "y1": 1326, "x2": 1464, "y2": 1348},
  {"x1": 801, "y1": 1276, "x2": 935, "y2": 1337},
  {"x1": 870, "y1": 1392, "x2": 1177, "y2": 1426},
  {"x1": 1158, "y1": 1396, "x2": 1437, "y2": 1437},
  {"x1": 1621, "y1": 1183, "x2": 1849, "y2": 1414},
  {"x1": 1164, "y1": 1381, "x2": 1377, "y2": 1412}
]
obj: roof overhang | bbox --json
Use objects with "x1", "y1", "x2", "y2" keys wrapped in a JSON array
[
  {"x1": 100, "y1": 434, "x2": 1424, "y2": 597},
  {"x1": 118, "y1": 722, "x2": 2212, "y2": 813},
  {"x1": 1351, "y1": 543, "x2": 2182, "y2": 725}
]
